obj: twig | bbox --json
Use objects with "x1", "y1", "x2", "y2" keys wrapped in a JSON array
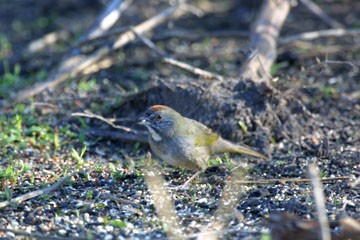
[
  {"x1": 130, "y1": 28, "x2": 168, "y2": 56},
  {"x1": 308, "y1": 163, "x2": 331, "y2": 240},
  {"x1": 71, "y1": 111, "x2": 136, "y2": 133},
  {"x1": 112, "y1": 1, "x2": 184, "y2": 49},
  {"x1": 130, "y1": 28, "x2": 224, "y2": 80},
  {"x1": 78, "y1": 0, "x2": 132, "y2": 43},
  {"x1": 75, "y1": 26, "x2": 130, "y2": 47},
  {"x1": 299, "y1": 0, "x2": 344, "y2": 29},
  {"x1": 0, "y1": 175, "x2": 69, "y2": 209},
  {"x1": 85, "y1": 128, "x2": 147, "y2": 143},
  {"x1": 234, "y1": 176, "x2": 351, "y2": 185},
  {"x1": 323, "y1": 59, "x2": 359, "y2": 70},
  {"x1": 306, "y1": 58, "x2": 359, "y2": 74},
  {"x1": 10, "y1": 1, "x2": 185, "y2": 104},
  {"x1": 143, "y1": 153, "x2": 184, "y2": 238},
  {"x1": 280, "y1": 28, "x2": 360, "y2": 44},
  {"x1": 32, "y1": 101, "x2": 61, "y2": 110},
  {"x1": 26, "y1": 30, "x2": 70, "y2": 54},
  {"x1": 101, "y1": 193, "x2": 139, "y2": 207},
  {"x1": 283, "y1": 42, "x2": 360, "y2": 60},
  {"x1": 164, "y1": 58, "x2": 225, "y2": 80}
]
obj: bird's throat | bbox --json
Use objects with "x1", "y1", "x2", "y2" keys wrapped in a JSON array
[{"x1": 146, "y1": 126, "x2": 162, "y2": 142}]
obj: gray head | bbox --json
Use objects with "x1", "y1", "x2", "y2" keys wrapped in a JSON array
[{"x1": 138, "y1": 105, "x2": 180, "y2": 141}]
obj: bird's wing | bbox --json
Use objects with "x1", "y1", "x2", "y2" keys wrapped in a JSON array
[{"x1": 186, "y1": 119, "x2": 220, "y2": 147}]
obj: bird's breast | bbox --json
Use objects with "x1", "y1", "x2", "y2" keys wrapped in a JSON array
[{"x1": 148, "y1": 136, "x2": 209, "y2": 171}]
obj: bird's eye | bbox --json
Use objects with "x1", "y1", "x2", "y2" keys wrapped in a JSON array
[{"x1": 156, "y1": 115, "x2": 162, "y2": 120}]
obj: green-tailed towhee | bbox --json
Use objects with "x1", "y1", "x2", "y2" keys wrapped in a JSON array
[{"x1": 138, "y1": 105, "x2": 266, "y2": 178}]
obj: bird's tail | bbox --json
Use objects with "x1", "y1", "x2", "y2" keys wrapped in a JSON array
[
  {"x1": 230, "y1": 144, "x2": 267, "y2": 159},
  {"x1": 212, "y1": 138, "x2": 267, "y2": 159}
]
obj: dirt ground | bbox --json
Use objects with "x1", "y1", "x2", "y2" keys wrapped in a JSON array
[{"x1": 0, "y1": 0, "x2": 359, "y2": 239}]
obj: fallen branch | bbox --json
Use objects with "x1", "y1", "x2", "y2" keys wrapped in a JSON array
[
  {"x1": 78, "y1": 0, "x2": 132, "y2": 43},
  {"x1": 85, "y1": 128, "x2": 147, "y2": 143},
  {"x1": 164, "y1": 58, "x2": 225, "y2": 80},
  {"x1": 131, "y1": 28, "x2": 224, "y2": 80},
  {"x1": 72, "y1": 111, "x2": 136, "y2": 133},
  {"x1": 240, "y1": 0, "x2": 290, "y2": 83},
  {"x1": 0, "y1": 175, "x2": 69, "y2": 209},
  {"x1": 234, "y1": 176, "x2": 351, "y2": 185},
  {"x1": 299, "y1": 0, "x2": 344, "y2": 29},
  {"x1": 26, "y1": 30, "x2": 70, "y2": 54},
  {"x1": 10, "y1": 1, "x2": 185, "y2": 104},
  {"x1": 280, "y1": 28, "x2": 360, "y2": 44},
  {"x1": 306, "y1": 58, "x2": 359, "y2": 75}
]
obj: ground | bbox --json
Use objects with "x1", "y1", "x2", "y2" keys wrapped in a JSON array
[{"x1": 0, "y1": 0, "x2": 359, "y2": 239}]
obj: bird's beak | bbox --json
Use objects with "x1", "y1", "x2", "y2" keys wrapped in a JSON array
[{"x1": 137, "y1": 116, "x2": 150, "y2": 126}]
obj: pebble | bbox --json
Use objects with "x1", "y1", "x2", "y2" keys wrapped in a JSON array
[
  {"x1": 84, "y1": 213, "x2": 91, "y2": 223},
  {"x1": 104, "y1": 234, "x2": 113, "y2": 240},
  {"x1": 58, "y1": 229, "x2": 67, "y2": 236}
]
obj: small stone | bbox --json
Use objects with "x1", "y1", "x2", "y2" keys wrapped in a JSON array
[
  {"x1": 97, "y1": 217, "x2": 104, "y2": 223},
  {"x1": 109, "y1": 208, "x2": 119, "y2": 216},
  {"x1": 55, "y1": 217, "x2": 64, "y2": 224},
  {"x1": 84, "y1": 213, "x2": 91, "y2": 223},
  {"x1": 11, "y1": 220, "x2": 19, "y2": 227},
  {"x1": 58, "y1": 229, "x2": 67, "y2": 236},
  {"x1": 6, "y1": 232, "x2": 15, "y2": 238},
  {"x1": 104, "y1": 234, "x2": 113, "y2": 240},
  {"x1": 197, "y1": 198, "x2": 207, "y2": 204},
  {"x1": 105, "y1": 225, "x2": 114, "y2": 232}
]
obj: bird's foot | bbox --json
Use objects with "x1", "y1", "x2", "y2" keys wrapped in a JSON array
[{"x1": 166, "y1": 171, "x2": 202, "y2": 190}]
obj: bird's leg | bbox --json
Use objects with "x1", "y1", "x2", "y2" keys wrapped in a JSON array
[{"x1": 168, "y1": 170, "x2": 202, "y2": 190}]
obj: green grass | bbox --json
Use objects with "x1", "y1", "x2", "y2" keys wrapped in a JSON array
[
  {"x1": 0, "y1": 61, "x2": 48, "y2": 98},
  {"x1": 108, "y1": 220, "x2": 127, "y2": 228},
  {"x1": 0, "y1": 158, "x2": 32, "y2": 195},
  {"x1": 0, "y1": 113, "x2": 74, "y2": 150},
  {"x1": 238, "y1": 120, "x2": 248, "y2": 133},
  {"x1": 0, "y1": 34, "x2": 12, "y2": 60},
  {"x1": 86, "y1": 190, "x2": 94, "y2": 200},
  {"x1": 208, "y1": 153, "x2": 235, "y2": 169},
  {"x1": 71, "y1": 146, "x2": 87, "y2": 168},
  {"x1": 0, "y1": 105, "x2": 81, "y2": 191},
  {"x1": 271, "y1": 61, "x2": 289, "y2": 75},
  {"x1": 320, "y1": 85, "x2": 337, "y2": 97},
  {"x1": 78, "y1": 78, "x2": 98, "y2": 94}
]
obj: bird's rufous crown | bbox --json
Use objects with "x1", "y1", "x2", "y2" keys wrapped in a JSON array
[{"x1": 149, "y1": 105, "x2": 170, "y2": 112}]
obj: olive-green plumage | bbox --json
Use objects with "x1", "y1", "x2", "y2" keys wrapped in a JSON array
[{"x1": 139, "y1": 105, "x2": 267, "y2": 172}]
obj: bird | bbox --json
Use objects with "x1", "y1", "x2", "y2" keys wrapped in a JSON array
[{"x1": 138, "y1": 105, "x2": 267, "y2": 188}]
